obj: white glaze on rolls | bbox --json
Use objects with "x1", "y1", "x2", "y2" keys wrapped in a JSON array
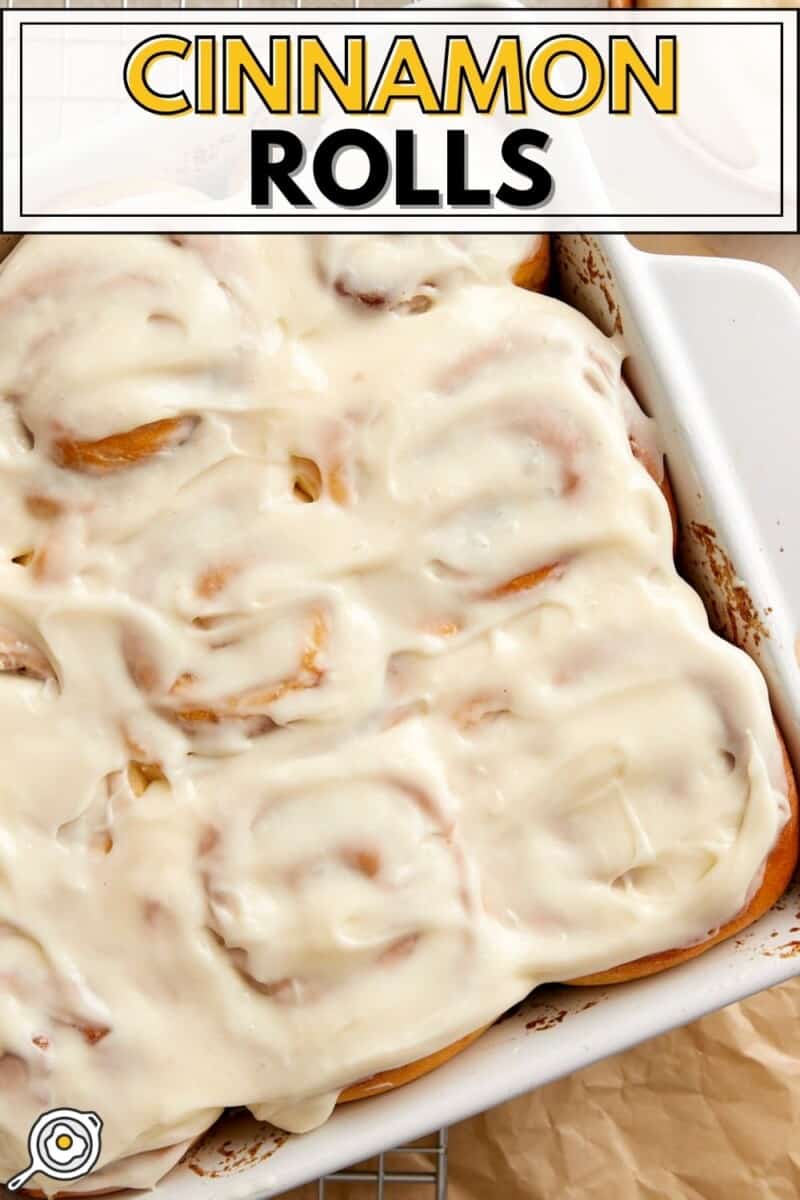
[{"x1": 0, "y1": 233, "x2": 789, "y2": 1192}]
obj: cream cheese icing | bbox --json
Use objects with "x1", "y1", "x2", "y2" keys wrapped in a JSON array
[{"x1": 0, "y1": 233, "x2": 789, "y2": 1192}]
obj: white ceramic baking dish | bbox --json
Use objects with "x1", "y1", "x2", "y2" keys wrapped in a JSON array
[
  {"x1": 1, "y1": 229, "x2": 798, "y2": 1194},
  {"x1": 92, "y1": 232, "x2": 795, "y2": 1200},
  {"x1": 4, "y1": 5, "x2": 799, "y2": 1197}
]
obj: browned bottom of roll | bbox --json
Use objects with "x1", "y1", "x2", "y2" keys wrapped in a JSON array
[
  {"x1": 570, "y1": 733, "x2": 798, "y2": 986},
  {"x1": 338, "y1": 1025, "x2": 490, "y2": 1104}
]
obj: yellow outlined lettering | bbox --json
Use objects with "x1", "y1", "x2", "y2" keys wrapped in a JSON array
[
  {"x1": 610, "y1": 35, "x2": 677, "y2": 114},
  {"x1": 441, "y1": 35, "x2": 525, "y2": 115},
  {"x1": 298, "y1": 36, "x2": 366, "y2": 114},
  {"x1": 195, "y1": 36, "x2": 216, "y2": 115},
  {"x1": 223, "y1": 35, "x2": 290, "y2": 116},
  {"x1": 369, "y1": 36, "x2": 440, "y2": 114},
  {"x1": 528, "y1": 35, "x2": 605, "y2": 116},
  {"x1": 123, "y1": 35, "x2": 192, "y2": 116}
]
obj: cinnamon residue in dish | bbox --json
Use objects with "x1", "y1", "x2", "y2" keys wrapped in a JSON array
[
  {"x1": 685, "y1": 522, "x2": 769, "y2": 649},
  {"x1": 526, "y1": 1009, "x2": 568, "y2": 1032},
  {"x1": 183, "y1": 1115, "x2": 289, "y2": 1179}
]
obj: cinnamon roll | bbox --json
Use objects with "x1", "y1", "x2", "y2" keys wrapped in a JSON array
[{"x1": 0, "y1": 233, "x2": 794, "y2": 1193}]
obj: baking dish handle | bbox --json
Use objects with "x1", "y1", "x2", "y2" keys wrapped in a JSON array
[{"x1": 642, "y1": 252, "x2": 800, "y2": 612}]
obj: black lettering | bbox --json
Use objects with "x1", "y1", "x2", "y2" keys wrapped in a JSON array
[
  {"x1": 446, "y1": 131, "x2": 491, "y2": 207},
  {"x1": 251, "y1": 130, "x2": 312, "y2": 207},
  {"x1": 497, "y1": 129, "x2": 554, "y2": 209},
  {"x1": 395, "y1": 130, "x2": 441, "y2": 207},
  {"x1": 313, "y1": 129, "x2": 390, "y2": 208}
]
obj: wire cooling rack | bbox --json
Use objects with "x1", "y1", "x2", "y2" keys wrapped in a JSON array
[{"x1": 318, "y1": 1129, "x2": 449, "y2": 1198}]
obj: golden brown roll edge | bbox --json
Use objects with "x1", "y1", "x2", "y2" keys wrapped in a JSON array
[
  {"x1": 338, "y1": 1026, "x2": 490, "y2": 1104},
  {"x1": 512, "y1": 237, "x2": 551, "y2": 294},
  {"x1": 569, "y1": 731, "x2": 798, "y2": 986},
  {"x1": 338, "y1": 737, "x2": 797, "y2": 1103}
]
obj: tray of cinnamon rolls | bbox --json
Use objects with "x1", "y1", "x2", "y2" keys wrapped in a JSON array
[{"x1": 1, "y1": 230, "x2": 799, "y2": 1198}]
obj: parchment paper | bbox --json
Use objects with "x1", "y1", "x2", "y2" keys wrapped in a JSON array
[{"x1": 280, "y1": 234, "x2": 800, "y2": 1200}]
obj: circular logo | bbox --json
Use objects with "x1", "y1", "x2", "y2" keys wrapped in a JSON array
[{"x1": 4, "y1": 1109, "x2": 103, "y2": 1192}]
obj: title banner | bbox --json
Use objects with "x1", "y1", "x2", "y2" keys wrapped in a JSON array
[{"x1": 1, "y1": 9, "x2": 797, "y2": 233}]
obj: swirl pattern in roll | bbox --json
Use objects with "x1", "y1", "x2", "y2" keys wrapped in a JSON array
[{"x1": 0, "y1": 232, "x2": 794, "y2": 1193}]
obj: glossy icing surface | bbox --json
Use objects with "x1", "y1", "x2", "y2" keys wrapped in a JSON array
[{"x1": 0, "y1": 234, "x2": 788, "y2": 1192}]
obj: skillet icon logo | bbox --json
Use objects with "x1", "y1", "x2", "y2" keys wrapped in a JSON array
[{"x1": 4, "y1": 1109, "x2": 103, "y2": 1192}]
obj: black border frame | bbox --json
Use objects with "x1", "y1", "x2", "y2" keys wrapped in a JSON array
[{"x1": 2, "y1": 9, "x2": 797, "y2": 231}]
